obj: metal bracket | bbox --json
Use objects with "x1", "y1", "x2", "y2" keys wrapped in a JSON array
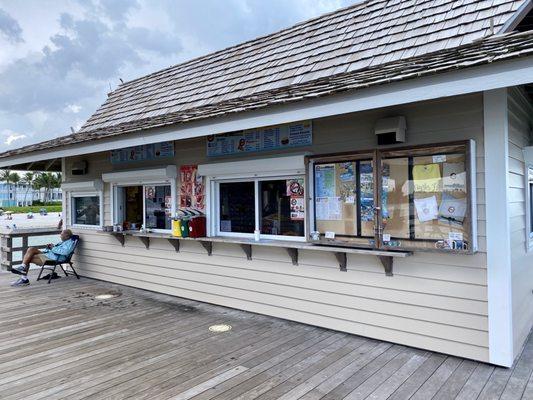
[
  {"x1": 139, "y1": 236, "x2": 150, "y2": 250},
  {"x1": 334, "y1": 252, "x2": 347, "y2": 272},
  {"x1": 201, "y1": 241, "x2": 213, "y2": 256},
  {"x1": 286, "y1": 248, "x2": 298, "y2": 266},
  {"x1": 111, "y1": 233, "x2": 125, "y2": 247},
  {"x1": 378, "y1": 256, "x2": 393, "y2": 276},
  {"x1": 240, "y1": 244, "x2": 252, "y2": 260},
  {"x1": 167, "y1": 239, "x2": 180, "y2": 252}
]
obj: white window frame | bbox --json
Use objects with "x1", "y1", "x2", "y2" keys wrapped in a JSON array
[
  {"x1": 112, "y1": 182, "x2": 173, "y2": 233},
  {"x1": 212, "y1": 175, "x2": 307, "y2": 242},
  {"x1": 62, "y1": 180, "x2": 104, "y2": 230},
  {"x1": 526, "y1": 165, "x2": 533, "y2": 252},
  {"x1": 70, "y1": 191, "x2": 104, "y2": 229},
  {"x1": 104, "y1": 166, "x2": 177, "y2": 233}
]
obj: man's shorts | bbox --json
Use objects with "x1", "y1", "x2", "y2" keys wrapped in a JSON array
[{"x1": 31, "y1": 253, "x2": 52, "y2": 265}]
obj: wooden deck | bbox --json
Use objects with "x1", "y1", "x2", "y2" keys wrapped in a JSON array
[{"x1": 1, "y1": 271, "x2": 532, "y2": 400}]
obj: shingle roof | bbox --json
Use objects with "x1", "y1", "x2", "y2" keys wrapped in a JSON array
[
  {"x1": 0, "y1": 0, "x2": 530, "y2": 160},
  {"x1": 80, "y1": 0, "x2": 525, "y2": 132}
]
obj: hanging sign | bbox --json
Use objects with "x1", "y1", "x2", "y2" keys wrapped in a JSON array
[
  {"x1": 111, "y1": 141, "x2": 174, "y2": 164},
  {"x1": 206, "y1": 121, "x2": 312, "y2": 157},
  {"x1": 179, "y1": 165, "x2": 205, "y2": 212}
]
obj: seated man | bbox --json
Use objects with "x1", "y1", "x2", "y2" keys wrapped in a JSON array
[{"x1": 11, "y1": 229, "x2": 76, "y2": 287}]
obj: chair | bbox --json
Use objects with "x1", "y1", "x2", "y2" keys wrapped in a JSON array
[{"x1": 36, "y1": 235, "x2": 81, "y2": 284}]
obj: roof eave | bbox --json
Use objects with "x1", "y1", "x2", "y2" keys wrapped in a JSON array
[{"x1": 2, "y1": 54, "x2": 533, "y2": 169}]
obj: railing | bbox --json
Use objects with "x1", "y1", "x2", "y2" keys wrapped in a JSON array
[{"x1": 0, "y1": 228, "x2": 61, "y2": 271}]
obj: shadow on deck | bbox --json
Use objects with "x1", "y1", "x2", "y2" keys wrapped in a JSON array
[{"x1": 1, "y1": 271, "x2": 532, "y2": 400}]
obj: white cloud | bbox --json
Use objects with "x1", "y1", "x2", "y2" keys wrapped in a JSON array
[
  {"x1": 2, "y1": 129, "x2": 27, "y2": 145},
  {"x1": 0, "y1": 0, "x2": 355, "y2": 151},
  {"x1": 64, "y1": 104, "x2": 82, "y2": 113}
]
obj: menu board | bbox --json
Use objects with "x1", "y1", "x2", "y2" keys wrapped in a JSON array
[
  {"x1": 111, "y1": 141, "x2": 174, "y2": 164},
  {"x1": 207, "y1": 121, "x2": 312, "y2": 157}
]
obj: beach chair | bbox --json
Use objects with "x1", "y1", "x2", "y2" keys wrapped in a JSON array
[{"x1": 36, "y1": 235, "x2": 81, "y2": 284}]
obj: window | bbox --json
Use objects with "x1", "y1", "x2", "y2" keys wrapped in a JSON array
[
  {"x1": 216, "y1": 177, "x2": 305, "y2": 239},
  {"x1": 309, "y1": 141, "x2": 476, "y2": 253},
  {"x1": 219, "y1": 182, "x2": 255, "y2": 233},
  {"x1": 72, "y1": 195, "x2": 101, "y2": 226},
  {"x1": 144, "y1": 185, "x2": 172, "y2": 230},
  {"x1": 115, "y1": 184, "x2": 173, "y2": 231}
]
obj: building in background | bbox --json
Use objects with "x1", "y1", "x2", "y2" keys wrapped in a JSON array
[{"x1": 0, "y1": 182, "x2": 62, "y2": 207}]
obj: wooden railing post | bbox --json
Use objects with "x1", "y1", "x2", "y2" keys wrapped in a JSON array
[{"x1": 1, "y1": 235, "x2": 13, "y2": 272}]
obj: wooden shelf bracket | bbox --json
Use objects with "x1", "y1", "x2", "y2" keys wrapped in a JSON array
[
  {"x1": 167, "y1": 239, "x2": 180, "y2": 252},
  {"x1": 378, "y1": 256, "x2": 394, "y2": 276},
  {"x1": 201, "y1": 241, "x2": 213, "y2": 256},
  {"x1": 139, "y1": 236, "x2": 150, "y2": 250},
  {"x1": 286, "y1": 248, "x2": 298, "y2": 266},
  {"x1": 334, "y1": 252, "x2": 347, "y2": 272},
  {"x1": 240, "y1": 244, "x2": 252, "y2": 260},
  {"x1": 112, "y1": 233, "x2": 125, "y2": 247}
]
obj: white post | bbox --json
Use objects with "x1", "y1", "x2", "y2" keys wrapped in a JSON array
[
  {"x1": 484, "y1": 89, "x2": 514, "y2": 367},
  {"x1": 61, "y1": 158, "x2": 67, "y2": 226}
]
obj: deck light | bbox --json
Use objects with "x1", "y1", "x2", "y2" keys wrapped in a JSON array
[{"x1": 209, "y1": 324, "x2": 232, "y2": 333}]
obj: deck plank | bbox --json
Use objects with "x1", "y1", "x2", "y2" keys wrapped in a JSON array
[{"x1": 0, "y1": 271, "x2": 532, "y2": 400}]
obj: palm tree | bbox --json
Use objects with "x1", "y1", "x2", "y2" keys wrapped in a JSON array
[
  {"x1": 0, "y1": 169, "x2": 13, "y2": 205},
  {"x1": 9, "y1": 172, "x2": 20, "y2": 206},
  {"x1": 21, "y1": 172, "x2": 34, "y2": 205},
  {"x1": 34, "y1": 172, "x2": 61, "y2": 204}
]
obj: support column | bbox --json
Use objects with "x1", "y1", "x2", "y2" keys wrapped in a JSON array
[{"x1": 484, "y1": 89, "x2": 514, "y2": 367}]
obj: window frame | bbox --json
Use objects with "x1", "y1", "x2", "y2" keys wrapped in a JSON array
[
  {"x1": 525, "y1": 165, "x2": 533, "y2": 252},
  {"x1": 307, "y1": 140, "x2": 477, "y2": 254},
  {"x1": 112, "y1": 181, "x2": 174, "y2": 233},
  {"x1": 70, "y1": 191, "x2": 103, "y2": 229},
  {"x1": 212, "y1": 175, "x2": 307, "y2": 242}
]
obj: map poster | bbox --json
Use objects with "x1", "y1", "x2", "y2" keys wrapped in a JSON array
[
  {"x1": 206, "y1": 121, "x2": 312, "y2": 157},
  {"x1": 314, "y1": 164, "x2": 335, "y2": 198}
]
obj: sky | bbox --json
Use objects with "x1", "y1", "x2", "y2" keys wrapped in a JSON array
[{"x1": 0, "y1": 0, "x2": 355, "y2": 152}]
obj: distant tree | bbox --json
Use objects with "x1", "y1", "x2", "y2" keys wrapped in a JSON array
[
  {"x1": 21, "y1": 172, "x2": 35, "y2": 205},
  {"x1": 0, "y1": 169, "x2": 12, "y2": 204},
  {"x1": 34, "y1": 172, "x2": 61, "y2": 204},
  {"x1": 9, "y1": 173, "x2": 20, "y2": 205}
]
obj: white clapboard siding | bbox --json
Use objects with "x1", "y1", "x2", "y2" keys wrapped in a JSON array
[
  {"x1": 508, "y1": 87, "x2": 533, "y2": 359},
  {"x1": 67, "y1": 93, "x2": 490, "y2": 362}
]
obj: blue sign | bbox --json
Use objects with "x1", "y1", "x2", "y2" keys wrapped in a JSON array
[
  {"x1": 111, "y1": 142, "x2": 175, "y2": 164},
  {"x1": 207, "y1": 121, "x2": 312, "y2": 157}
]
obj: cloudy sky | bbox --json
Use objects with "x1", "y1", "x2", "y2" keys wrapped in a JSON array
[{"x1": 0, "y1": 0, "x2": 354, "y2": 151}]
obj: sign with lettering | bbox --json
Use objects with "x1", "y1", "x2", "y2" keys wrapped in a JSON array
[
  {"x1": 206, "y1": 121, "x2": 312, "y2": 157},
  {"x1": 111, "y1": 141, "x2": 174, "y2": 164}
]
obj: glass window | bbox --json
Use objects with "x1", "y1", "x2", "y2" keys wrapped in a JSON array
[
  {"x1": 259, "y1": 179, "x2": 304, "y2": 236},
  {"x1": 73, "y1": 196, "x2": 100, "y2": 226},
  {"x1": 217, "y1": 178, "x2": 305, "y2": 237},
  {"x1": 144, "y1": 185, "x2": 171, "y2": 230},
  {"x1": 219, "y1": 182, "x2": 255, "y2": 233},
  {"x1": 310, "y1": 142, "x2": 474, "y2": 253},
  {"x1": 313, "y1": 158, "x2": 375, "y2": 247}
]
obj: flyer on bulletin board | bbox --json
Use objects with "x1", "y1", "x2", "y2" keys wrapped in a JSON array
[{"x1": 315, "y1": 164, "x2": 335, "y2": 198}]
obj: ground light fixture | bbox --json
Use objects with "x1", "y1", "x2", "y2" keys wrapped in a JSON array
[
  {"x1": 209, "y1": 324, "x2": 232, "y2": 333},
  {"x1": 94, "y1": 293, "x2": 119, "y2": 300}
]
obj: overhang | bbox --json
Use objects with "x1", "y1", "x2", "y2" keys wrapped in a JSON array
[{"x1": 1, "y1": 54, "x2": 533, "y2": 170}]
